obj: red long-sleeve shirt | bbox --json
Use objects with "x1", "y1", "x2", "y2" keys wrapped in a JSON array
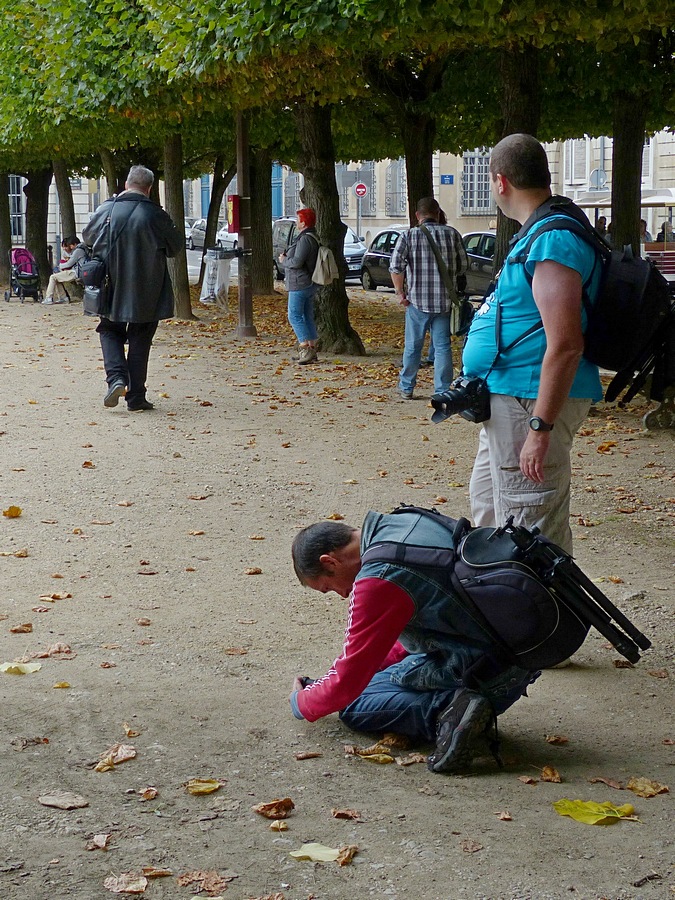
[{"x1": 295, "y1": 576, "x2": 415, "y2": 721}]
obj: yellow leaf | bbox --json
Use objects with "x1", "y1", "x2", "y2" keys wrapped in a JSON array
[
  {"x1": 626, "y1": 776, "x2": 669, "y2": 798},
  {"x1": 326, "y1": 512, "x2": 344, "y2": 520},
  {"x1": 3, "y1": 505, "x2": 22, "y2": 518},
  {"x1": 53, "y1": 681, "x2": 71, "y2": 689},
  {"x1": 553, "y1": 798, "x2": 637, "y2": 825},
  {"x1": 289, "y1": 842, "x2": 340, "y2": 862},
  {"x1": 185, "y1": 778, "x2": 224, "y2": 795},
  {"x1": 1, "y1": 662, "x2": 41, "y2": 674}
]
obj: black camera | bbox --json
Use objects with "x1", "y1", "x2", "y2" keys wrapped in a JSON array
[{"x1": 430, "y1": 376, "x2": 491, "y2": 424}]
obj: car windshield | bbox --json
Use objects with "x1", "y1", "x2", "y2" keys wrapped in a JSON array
[{"x1": 344, "y1": 227, "x2": 360, "y2": 245}]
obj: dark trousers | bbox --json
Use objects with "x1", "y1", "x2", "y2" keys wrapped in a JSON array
[{"x1": 96, "y1": 318, "x2": 158, "y2": 407}]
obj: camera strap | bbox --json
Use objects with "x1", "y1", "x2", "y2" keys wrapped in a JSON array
[{"x1": 482, "y1": 302, "x2": 542, "y2": 380}]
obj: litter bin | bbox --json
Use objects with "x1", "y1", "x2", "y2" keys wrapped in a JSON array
[{"x1": 199, "y1": 247, "x2": 236, "y2": 307}]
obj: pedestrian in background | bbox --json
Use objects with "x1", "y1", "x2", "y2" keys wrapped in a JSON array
[{"x1": 279, "y1": 208, "x2": 320, "y2": 365}]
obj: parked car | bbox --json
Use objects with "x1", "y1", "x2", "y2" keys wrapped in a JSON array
[
  {"x1": 216, "y1": 224, "x2": 238, "y2": 250},
  {"x1": 462, "y1": 231, "x2": 496, "y2": 299},
  {"x1": 187, "y1": 218, "x2": 225, "y2": 251},
  {"x1": 272, "y1": 217, "x2": 366, "y2": 280},
  {"x1": 359, "y1": 226, "x2": 408, "y2": 290},
  {"x1": 184, "y1": 219, "x2": 194, "y2": 242}
]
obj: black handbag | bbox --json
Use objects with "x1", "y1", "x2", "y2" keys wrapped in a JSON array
[{"x1": 82, "y1": 197, "x2": 140, "y2": 317}]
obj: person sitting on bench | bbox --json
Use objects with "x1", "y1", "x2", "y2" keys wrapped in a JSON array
[{"x1": 42, "y1": 235, "x2": 88, "y2": 305}]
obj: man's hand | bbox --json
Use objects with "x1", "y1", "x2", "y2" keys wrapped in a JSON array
[
  {"x1": 519, "y1": 430, "x2": 551, "y2": 483},
  {"x1": 397, "y1": 293, "x2": 410, "y2": 307},
  {"x1": 291, "y1": 675, "x2": 306, "y2": 693}
]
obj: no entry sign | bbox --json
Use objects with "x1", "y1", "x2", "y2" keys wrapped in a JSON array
[{"x1": 354, "y1": 182, "x2": 368, "y2": 198}]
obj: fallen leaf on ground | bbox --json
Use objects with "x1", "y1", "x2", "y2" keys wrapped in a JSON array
[
  {"x1": 82, "y1": 461, "x2": 95, "y2": 469},
  {"x1": 85, "y1": 833, "x2": 111, "y2": 851},
  {"x1": 188, "y1": 530, "x2": 205, "y2": 535},
  {"x1": 545, "y1": 734, "x2": 569, "y2": 745},
  {"x1": 32, "y1": 606, "x2": 51, "y2": 613},
  {"x1": 337, "y1": 845, "x2": 359, "y2": 866},
  {"x1": 53, "y1": 682, "x2": 70, "y2": 689},
  {"x1": 0, "y1": 547, "x2": 29, "y2": 557},
  {"x1": 39, "y1": 592, "x2": 72, "y2": 601},
  {"x1": 496, "y1": 810, "x2": 513, "y2": 821},
  {"x1": 1, "y1": 662, "x2": 41, "y2": 674},
  {"x1": 188, "y1": 494, "x2": 211, "y2": 501},
  {"x1": 332, "y1": 808, "x2": 362, "y2": 820},
  {"x1": 32, "y1": 643, "x2": 76, "y2": 659},
  {"x1": 395, "y1": 753, "x2": 428, "y2": 766},
  {"x1": 613, "y1": 659, "x2": 634, "y2": 668},
  {"x1": 11, "y1": 736, "x2": 49, "y2": 750},
  {"x1": 588, "y1": 776, "x2": 624, "y2": 790},
  {"x1": 185, "y1": 777, "x2": 224, "y2": 795},
  {"x1": 103, "y1": 873, "x2": 148, "y2": 894},
  {"x1": 289, "y1": 843, "x2": 340, "y2": 863},
  {"x1": 223, "y1": 647, "x2": 248, "y2": 655},
  {"x1": 138, "y1": 787, "x2": 158, "y2": 801},
  {"x1": 596, "y1": 441, "x2": 617, "y2": 454},
  {"x1": 176, "y1": 870, "x2": 238, "y2": 892},
  {"x1": 100, "y1": 662, "x2": 117, "y2": 669},
  {"x1": 117, "y1": 501, "x2": 134, "y2": 507},
  {"x1": 647, "y1": 669, "x2": 669, "y2": 679},
  {"x1": 325, "y1": 513, "x2": 344, "y2": 520},
  {"x1": 136, "y1": 618, "x2": 151, "y2": 626},
  {"x1": 378, "y1": 733, "x2": 411, "y2": 750},
  {"x1": 9, "y1": 623, "x2": 32, "y2": 633},
  {"x1": 269, "y1": 820, "x2": 288, "y2": 831},
  {"x1": 518, "y1": 775, "x2": 538, "y2": 785},
  {"x1": 626, "y1": 776, "x2": 669, "y2": 798},
  {"x1": 123, "y1": 723, "x2": 140, "y2": 738},
  {"x1": 244, "y1": 567, "x2": 262, "y2": 575},
  {"x1": 541, "y1": 765, "x2": 562, "y2": 783},
  {"x1": 38, "y1": 791, "x2": 89, "y2": 810},
  {"x1": 253, "y1": 797, "x2": 294, "y2": 819},
  {"x1": 95, "y1": 743, "x2": 136, "y2": 772},
  {"x1": 137, "y1": 569, "x2": 158, "y2": 576},
  {"x1": 249, "y1": 535, "x2": 265, "y2": 540},
  {"x1": 141, "y1": 866, "x2": 173, "y2": 878},
  {"x1": 3, "y1": 505, "x2": 22, "y2": 518},
  {"x1": 460, "y1": 839, "x2": 483, "y2": 853},
  {"x1": 553, "y1": 798, "x2": 637, "y2": 825},
  {"x1": 295, "y1": 751, "x2": 322, "y2": 760}
]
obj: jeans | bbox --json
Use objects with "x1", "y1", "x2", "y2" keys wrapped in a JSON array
[
  {"x1": 399, "y1": 305, "x2": 453, "y2": 395},
  {"x1": 287, "y1": 286, "x2": 318, "y2": 344},
  {"x1": 339, "y1": 656, "x2": 531, "y2": 742},
  {"x1": 469, "y1": 394, "x2": 591, "y2": 554},
  {"x1": 96, "y1": 318, "x2": 158, "y2": 407}
]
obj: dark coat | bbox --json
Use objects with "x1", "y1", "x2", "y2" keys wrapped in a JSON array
[
  {"x1": 83, "y1": 191, "x2": 183, "y2": 323},
  {"x1": 282, "y1": 227, "x2": 319, "y2": 291}
]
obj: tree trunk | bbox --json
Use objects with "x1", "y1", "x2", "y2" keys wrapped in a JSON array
[
  {"x1": 164, "y1": 132, "x2": 194, "y2": 320},
  {"x1": 0, "y1": 174, "x2": 11, "y2": 287},
  {"x1": 294, "y1": 102, "x2": 364, "y2": 354},
  {"x1": 401, "y1": 113, "x2": 435, "y2": 224},
  {"x1": 251, "y1": 147, "x2": 274, "y2": 295},
  {"x1": 99, "y1": 148, "x2": 126, "y2": 197},
  {"x1": 24, "y1": 166, "x2": 53, "y2": 287},
  {"x1": 197, "y1": 156, "x2": 235, "y2": 287},
  {"x1": 52, "y1": 159, "x2": 76, "y2": 239},
  {"x1": 493, "y1": 43, "x2": 542, "y2": 272},
  {"x1": 611, "y1": 91, "x2": 647, "y2": 257}
]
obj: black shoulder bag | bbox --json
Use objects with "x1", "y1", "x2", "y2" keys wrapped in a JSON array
[{"x1": 82, "y1": 198, "x2": 141, "y2": 317}]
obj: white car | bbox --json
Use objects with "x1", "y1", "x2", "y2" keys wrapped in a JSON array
[{"x1": 216, "y1": 225, "x2": 238, "y2": 250}]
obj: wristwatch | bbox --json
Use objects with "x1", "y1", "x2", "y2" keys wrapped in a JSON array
[{"x1": 529, "y1": 416, "x2": 554, "y2": 432}]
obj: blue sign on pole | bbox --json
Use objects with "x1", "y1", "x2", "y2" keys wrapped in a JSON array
[{"x1": 440, "y1": 175, "x2": 454, "y2": 185}]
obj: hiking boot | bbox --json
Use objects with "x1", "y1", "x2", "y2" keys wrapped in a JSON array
[
  {"x1": 298, "y1": 346, "x2": 318, "y2": 365},
  {"x1": 103, "y1": 381, "x2": 127, "y2": 408},
  {"x1": 427, "y1": 688, "x2": 493, "y2": 774},
  {"x1": 127, "y1": 399, "x2": 154, "y2": 411},
  {"x1": 399, "y1": 389, "x2": 413, "y2": 400}
]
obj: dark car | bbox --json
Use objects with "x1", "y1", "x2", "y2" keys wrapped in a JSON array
[
  {"x1": 272, "y1": 217, "x2": 366, "y2": 281},
  {"x1": 463, "y1": 231, "x2": 496, "y2": 299},
  {"x1": 360, "y1": 226, "x2": 408, "y2": 290}
]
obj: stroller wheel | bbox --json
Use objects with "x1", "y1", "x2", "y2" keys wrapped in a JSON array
[
  {"x1": 18, "y1": 287, "x2": 24, "y2": 303},
  {"x1": 3, "y1": 290, "x2": 8, "y2": 302}
]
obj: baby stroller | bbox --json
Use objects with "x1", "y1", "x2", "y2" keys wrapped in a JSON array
[{"x1": 5, "y1": 248, "x2": 43, "y2": 303}]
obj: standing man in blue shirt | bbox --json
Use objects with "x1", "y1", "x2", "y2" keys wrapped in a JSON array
[
  {"x1": 461, "y1": 134, "x2": 603, "y2": 554},
  {"x1": 390, "y1": 198, "x2": 467, "y2": 400}
]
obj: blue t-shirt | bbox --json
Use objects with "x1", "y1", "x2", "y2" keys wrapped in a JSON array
[{"x1": 462, "y1": 216, "x2": 603, "y2": 401}]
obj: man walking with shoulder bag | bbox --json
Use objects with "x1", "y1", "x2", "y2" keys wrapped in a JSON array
[
  {"x1": 83, "y1": 165, "x2": 183, "y2": 411},
  {"x1": 390, "y1": 197, "x2": 468, "y2": 399}
]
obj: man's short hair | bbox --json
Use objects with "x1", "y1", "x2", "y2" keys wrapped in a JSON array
[
  {"x1": 489, "y1": 134, "x2": 551, "y2": 190},
  {"x1": 126, "y1": 165, "x2": 155, "y2": 191},
  {"x1": 63, "y1": 235, "x2": 79, "y2": 246},
  {"x1": 416, "y1": 197, "x2": 441, "y2": 218},
  {"x1": 291, "y1": 521, "x2": 357, "y2": 584}
]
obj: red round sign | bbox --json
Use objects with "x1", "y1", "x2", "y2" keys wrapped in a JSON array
[{"x1": 354, "y1": 182, "x2": 368, "y2": 198}]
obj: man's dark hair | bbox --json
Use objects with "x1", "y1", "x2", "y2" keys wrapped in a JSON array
[
  {"x1": 489, "y1": 134, "x2": 551, "y2": 190},
  {"x1": 63, "y1": 235, "x2": 79, "y2": 246},
  {"x1": 416, "y1": 197, "x2": 441, "y2": 219},
  {"x1": 292, "y1": 521, "x2": 357, "y2": 584}
]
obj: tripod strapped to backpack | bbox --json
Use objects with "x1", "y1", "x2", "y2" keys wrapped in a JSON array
[
  {"x1": 484, "y1": 517, "x2": 652, "y2": 665},
  {"x1": 373, "y1": 505, "x2": 652, "y2": 671}
]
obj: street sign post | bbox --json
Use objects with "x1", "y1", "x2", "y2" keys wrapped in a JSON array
[{"x1": 354, "y1": 182, "x2": 368, "y2": 238}]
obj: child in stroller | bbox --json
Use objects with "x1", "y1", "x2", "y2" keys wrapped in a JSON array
[{"x1": 4, "y1": 248, "x2": 43, "y2": 303}]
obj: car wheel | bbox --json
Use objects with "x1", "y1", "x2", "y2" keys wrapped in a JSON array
[{"x1": 361, "y1": 269, "x2": 375, "y2": 291}]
